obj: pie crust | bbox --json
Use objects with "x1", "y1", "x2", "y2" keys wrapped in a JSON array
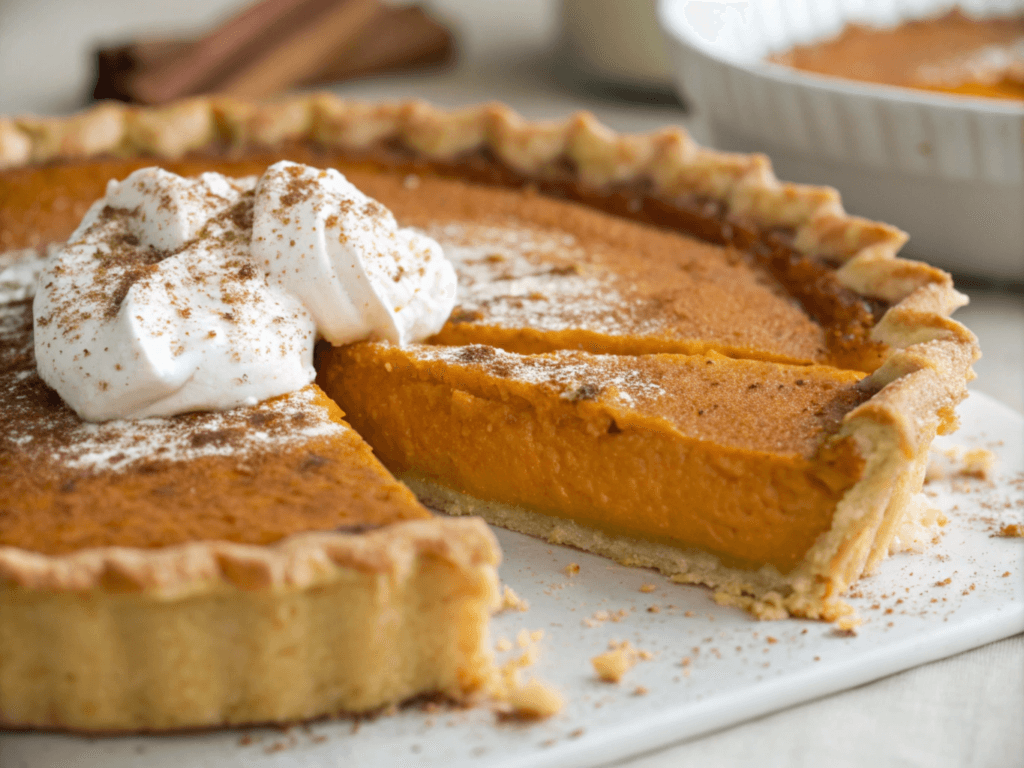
[{"x1": 0, "y1": 95, "x2": 978, "y2": 729}]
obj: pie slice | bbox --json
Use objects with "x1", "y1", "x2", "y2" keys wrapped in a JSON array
[
  {"x1": 321, "y1": 343, "x2": 867, "y2": 569},
  {"x1": 311, "y1": 161, "x2": 974, "y2": 620},
  {"x1": 0, "y1": 96, "x2": 978, "y2": 731}
]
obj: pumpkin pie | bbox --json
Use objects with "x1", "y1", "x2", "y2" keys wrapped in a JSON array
[
  {"x1": 770, "y1": 9, "x2": 1024, "y2": 102},
  {"x1": 0, "y1": 96, "x2": 978, "y2": 731}
]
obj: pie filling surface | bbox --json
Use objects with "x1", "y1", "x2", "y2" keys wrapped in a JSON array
[{"x1": 2, "y1": 156, "x2": 880, "y2": 571}]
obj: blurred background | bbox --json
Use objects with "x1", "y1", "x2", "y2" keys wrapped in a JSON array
[{"x1": 0, "y1": 0, "x2": 680, "y2": 126}]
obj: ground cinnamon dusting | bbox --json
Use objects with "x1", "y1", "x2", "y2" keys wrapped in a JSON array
[
  {"x1": 406, "y1": 343, "x2": 867, "y2": 460},
  {"x1": 421, "y1": 213, "x2": 829, "y2": 366}
]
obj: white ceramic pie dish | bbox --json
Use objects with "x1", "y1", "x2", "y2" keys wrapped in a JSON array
[{"x1": 657, "y1": 0, "x2": 1024, "y2": 282}]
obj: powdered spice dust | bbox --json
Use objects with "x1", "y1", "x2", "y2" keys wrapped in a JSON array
[
  {"x1": 369, "y1": 342, "x2": 866, "y2": 459},
  {"x1": 263, "y1": 162, "x2": 402, "y2": 285},
  {"x1": 41, "y1": 176, "x2": 267, "y2": 339}
]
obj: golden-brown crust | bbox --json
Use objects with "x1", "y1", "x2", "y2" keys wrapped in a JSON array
[
  {"x1": 0, "y1": 517, "x2": 498, "y2": 594},
  {"x1": 0, "y1": 98, "x2": 978, "y2": 634}
]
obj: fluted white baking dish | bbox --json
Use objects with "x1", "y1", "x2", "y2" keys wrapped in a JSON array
[{"x1": 658, "y1": 0, "x2": 1024, "y2": 282}]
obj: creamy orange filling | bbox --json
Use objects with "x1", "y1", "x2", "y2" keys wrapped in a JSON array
[
  {"x1": 430, "y1": 324, "x2": 819, "y2": 365},
  {"x1": 319, "y1": 343, "x2": 867, "y2": 572}
]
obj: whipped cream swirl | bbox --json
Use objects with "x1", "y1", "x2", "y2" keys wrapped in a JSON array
[
  {"x1": 254, "y1": 162, "x2": 456, "y2": 346},
  {"x1": 33, "y1": 161, "x2": 456, "y2": 421}
]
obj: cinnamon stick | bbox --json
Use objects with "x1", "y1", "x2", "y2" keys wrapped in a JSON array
[
  {"x1": 94, "y1": 39, "x2": 190, "y2": 101},
  {"x1": 211, "y1": 0, "x2": 383, "y2": 98},
  {"x1": 313, "y1": 5, "x2": 454, "y2": 83},
  {"x1": 92, "y1": 0, "x2": 455, "y2": 105},
  {"x1": 130, "y1": 0, "x2": 379, "y2": 104}
]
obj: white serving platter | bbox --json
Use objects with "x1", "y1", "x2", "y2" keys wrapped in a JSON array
[{"x1": 1, "y1": 392, "x2": 1021, "y2": 768}]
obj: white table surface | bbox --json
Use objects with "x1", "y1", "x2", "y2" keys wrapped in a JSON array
[{"x1": 2, "y1": 1, "x2": 1021, "y2": 766}]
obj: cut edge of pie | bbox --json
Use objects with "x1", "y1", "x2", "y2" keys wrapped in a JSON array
[
  {"x1": 0, "y1": 95, "x2": 978, "y2": 728},
  {"x1": 321, "y1": 335, "x2": 968, "y2": 624}
]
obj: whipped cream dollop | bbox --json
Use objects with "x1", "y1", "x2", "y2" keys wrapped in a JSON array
[
  {"x1": 33, "y1": 161, "x2": 456, "y2": 421},
  {"x1": 253, "y1": 162, "x2": 456, "y2": 346}
]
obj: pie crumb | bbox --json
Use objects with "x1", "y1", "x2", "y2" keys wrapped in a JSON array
[
  {"x1": 564, "y1": 562, "x2": 580, "y2": 576},
  {"x1": 632, "y1": 685, "x2": 649, "y2": 696},
  {"x1": 499, "y1": 585, "x2": 529, "y2": 612},
  {"x1": 926, "y1": 446, "x2": 997, "y2": 482},
  {"x1": 503, "y1": 678, "x2": 564, "y2": 720},
  {"x1": 961, "y1": 448, "x2": 996, "y2": 480},
  {"x1": 516, "y1": 629, "x2": 538, "y2": 648},
  {"x1": 995, "y1": 524, "x2": 1023, "y2": 538},
  {"x1": 833, "y1": 611, "x2": 861, "y2": 633},
  {"x1": 592, "y1": 641, "x2": 640, "y2": 683},
  {"x1": 583, "y1": 608, "x2": 628, "y2": 627},
  {"x1": 492, "y1": 627, "x2": 560, "y2": 717},
  {"x1": 639, "y1": 583, "x2": 656, "y2": 593}
]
